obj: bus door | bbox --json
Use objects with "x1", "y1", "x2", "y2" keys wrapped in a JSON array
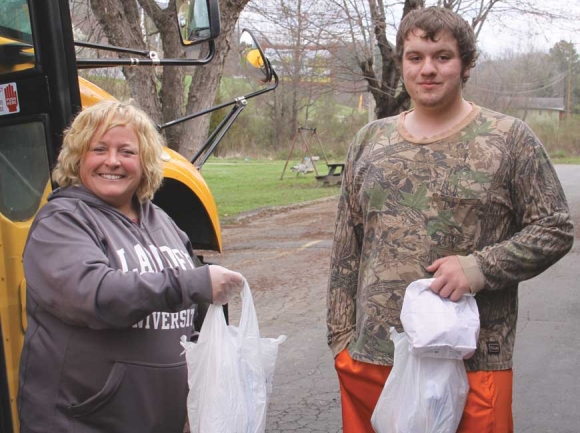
[{"x1": 0, "y1": 0, "x2": 81, "y2": 430}]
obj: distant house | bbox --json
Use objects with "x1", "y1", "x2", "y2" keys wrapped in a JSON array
[{"x1": 503, "y1": 97, "x2": 566, "y2": 125}]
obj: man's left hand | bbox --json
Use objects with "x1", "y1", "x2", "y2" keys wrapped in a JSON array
[{"x1": 426, "y1": 256, "x2": 471, "y2": 302}]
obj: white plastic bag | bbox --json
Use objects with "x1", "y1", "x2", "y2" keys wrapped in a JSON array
[
  {"x1": 180, "y1": 280, "x2": 286, "y2": 433},
  {"x1": 371, "y1": 328, "x2": 469, "y2": 433},
  {"x1": 400, "y1": 278, "x2": 480, "y2": 360}
]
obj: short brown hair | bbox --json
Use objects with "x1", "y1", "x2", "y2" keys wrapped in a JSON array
[
  {"x1": 52, "y1": 100, "x2": 165, "y2": 202},
  {"x1": 396, "y1": 6, "x2": 478, "y2": 81}
]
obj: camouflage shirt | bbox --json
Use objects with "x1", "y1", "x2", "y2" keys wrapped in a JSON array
[{"x1": 327, "y1": 105, "x2": 574, "y2": 371}]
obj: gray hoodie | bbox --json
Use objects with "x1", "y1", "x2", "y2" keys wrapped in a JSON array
[{"x1": 18, "y1": 185, "x2": 212, "y2": 433}]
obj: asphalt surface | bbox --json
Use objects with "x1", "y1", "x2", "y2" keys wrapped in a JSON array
[
  {"x1": 512, "y1": 165, "x2": 580, "y2": 433},
  {"x1": 205, "y1": 165, "x2": 580, "y2": 433}
]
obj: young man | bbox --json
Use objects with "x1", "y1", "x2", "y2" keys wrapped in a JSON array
[{"x1": 327, "y1": 6, "x2": 574, "y2": 433}]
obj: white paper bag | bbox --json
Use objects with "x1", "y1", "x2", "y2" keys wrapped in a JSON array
[{"x1": 400, "y1": 278, "x2": 480, "y2": 360}]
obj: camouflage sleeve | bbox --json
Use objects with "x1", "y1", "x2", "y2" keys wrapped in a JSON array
[
  {"x1": 472, "y1": 120, "x2": 574, "y2": 290},
  {"x1": 326, "y1": 129, "x2": 366, "y2": 358}
]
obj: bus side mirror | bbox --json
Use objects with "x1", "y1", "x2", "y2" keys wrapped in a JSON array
[
  {"x1": 176, "y1": 0, "x2": 220, "y2": 45},
  {"x1": 239, "y1": 29, "x2": 272, "y2": 84}
]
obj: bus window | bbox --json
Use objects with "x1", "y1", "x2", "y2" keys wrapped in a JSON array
[
  {"x1": 0, "y1": 121, "x2": 50, "y2": 221},
  {"x1": 0, "y1": 0, "x2": 34, "y2": 74}
]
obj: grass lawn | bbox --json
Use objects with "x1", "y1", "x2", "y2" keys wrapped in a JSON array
[
  {"x1": 552, "y1": 157, "x2": 580, "y2": 164},
  {"x1": 201, "y1": 159, "x2": 341, "y2": 218},
  {"x1": 200, "y1": 157, "x2": 579, "y2": 220}
]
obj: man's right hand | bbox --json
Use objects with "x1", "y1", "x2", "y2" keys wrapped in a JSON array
[
  {"x1": 426, "y1": 256, "x2": 471, "y2": 301},
  {"x1": 208, "y1": 265, "x2": 244, "y2": 305}
]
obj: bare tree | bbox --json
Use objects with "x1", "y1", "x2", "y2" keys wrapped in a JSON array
[
  {"x1": 464, "y1": 50, "x2": 565, "y2": 116},
  {"x1": 244, "y1": 0, "x2": 351, "y2": 146},
  {"x1": 550, "y1": 41, "x2": 580, "y2": 114},
  {"x1": 362, "y1": 0, "x2": 421, "y2": 118},
  {"x1": 83, "y1": 0, "x2": 249, "y2": 159},
  {"x1": 285, "y1": 0, "x2": 580, "y2": 119}
]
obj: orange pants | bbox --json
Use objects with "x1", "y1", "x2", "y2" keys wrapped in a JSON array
[{"x1": 335, "y1": 348, "x2": 514, "y2": 433}]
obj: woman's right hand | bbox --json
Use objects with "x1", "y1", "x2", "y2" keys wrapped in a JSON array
[{"x1": 208, "y1": 265, "x2": 244, "y2": 305}]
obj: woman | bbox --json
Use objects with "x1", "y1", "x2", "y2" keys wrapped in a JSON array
[{"x1": 17, "y1": 100, "x2": 243, "y2": 433}]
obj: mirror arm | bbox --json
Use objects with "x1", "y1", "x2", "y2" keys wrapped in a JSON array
[
  {"x1": 241, "y1": 68, "x2": 279, "y2": 103},
  {"x1": 159, "y1": 95, "x2": 236, "y2": 131},
  {"x1": 76, "y1": 41, "x2": 215, "y2": 69},
  {"x1": 158, "y1": 69, "x2": 278, "y2": 131},
  {"x1": 75, "y1": 40, "x2": 151, "y2": 57},
  {"x1": 191, "y1": 97, "x2": 248, "y2": 168}
]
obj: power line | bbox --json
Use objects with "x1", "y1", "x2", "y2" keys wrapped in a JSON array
[{"x1": 467, "y1": 72, "x2": 567, "y2": 95}]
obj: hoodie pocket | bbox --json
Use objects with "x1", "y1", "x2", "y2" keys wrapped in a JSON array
[
  {"x1": 67, "y1": 362, "x2": 127, "y2": 417},
  {"x1": 67, "y1": 360, "x2": 188, "y2": 433}
]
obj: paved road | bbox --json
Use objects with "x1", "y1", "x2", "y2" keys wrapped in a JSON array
[
  {"x1": 205, "y1": 165, "x2": 580, "y2": 433},
  {"x1": 206, "y1": 197, "x2": 343, "y2": 433},
  {"x1": 513, "y1": 165, "x2": 580, "y2": 433}
]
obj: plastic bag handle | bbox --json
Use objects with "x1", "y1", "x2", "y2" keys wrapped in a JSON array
[
  {"x1": 238, "y1": 279, "x2": 261, "y2": 339},
  {"x1": 195, "y1": 301, "x2": 228, "y2": 345}
]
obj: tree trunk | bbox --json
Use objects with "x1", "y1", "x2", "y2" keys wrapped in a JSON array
[
  {"x1": 137, "y1": 0, "x2": 187, "y2": 150},
  {"x1": 91, "y1": 0, "x2": 163, "y2": 122},
  {"x1": 91, "y1": 0, "x2": 249, "y2": 159},
  {"x1": 180, "y1": 0, "x2": 250, "y2": 160},
  {"x1": 362, "y1": 0, "x2": 423, "y2": 119}
]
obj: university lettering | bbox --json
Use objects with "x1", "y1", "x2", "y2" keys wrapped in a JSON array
[
  {"x1": 132, "y1": 308, "x2": 196, "y2": 330},
  {"x1": 116, "y1": 243, "x2": 196, "y2": 274}
]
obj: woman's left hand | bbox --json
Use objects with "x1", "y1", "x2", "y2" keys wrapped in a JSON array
[{"x1": 208, "y1": 265, "x2": 244, "y2": 304}]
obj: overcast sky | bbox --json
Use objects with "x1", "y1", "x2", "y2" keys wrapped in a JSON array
[
  {"x1": 478, "y1": 7, "x2": 580, "y2": 57},
  {"x1": 240, "y1": 0, "x2": 580, "y2": 58}
]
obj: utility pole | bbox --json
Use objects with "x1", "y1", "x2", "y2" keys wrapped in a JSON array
[{"x1": 567, "y1": 57, "x2": 572, "y2": 118}]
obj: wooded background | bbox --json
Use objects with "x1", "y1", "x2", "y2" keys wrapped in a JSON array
[{"x1": 72, "y1": 0, "x2": 580, "y2": 160}]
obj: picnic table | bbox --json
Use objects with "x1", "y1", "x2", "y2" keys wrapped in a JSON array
[{"x1": 316, "y1": 163, "x2": 344, "y2": 186}]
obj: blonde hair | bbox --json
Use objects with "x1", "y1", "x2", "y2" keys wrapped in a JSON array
[{"x1": 52, "y1": 100, "x2": 165, "y2": 202}]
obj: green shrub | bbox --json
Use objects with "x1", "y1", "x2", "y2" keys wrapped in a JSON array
[{"x1": 530, "y1": 115, "x2": 580, "y2": 157}]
